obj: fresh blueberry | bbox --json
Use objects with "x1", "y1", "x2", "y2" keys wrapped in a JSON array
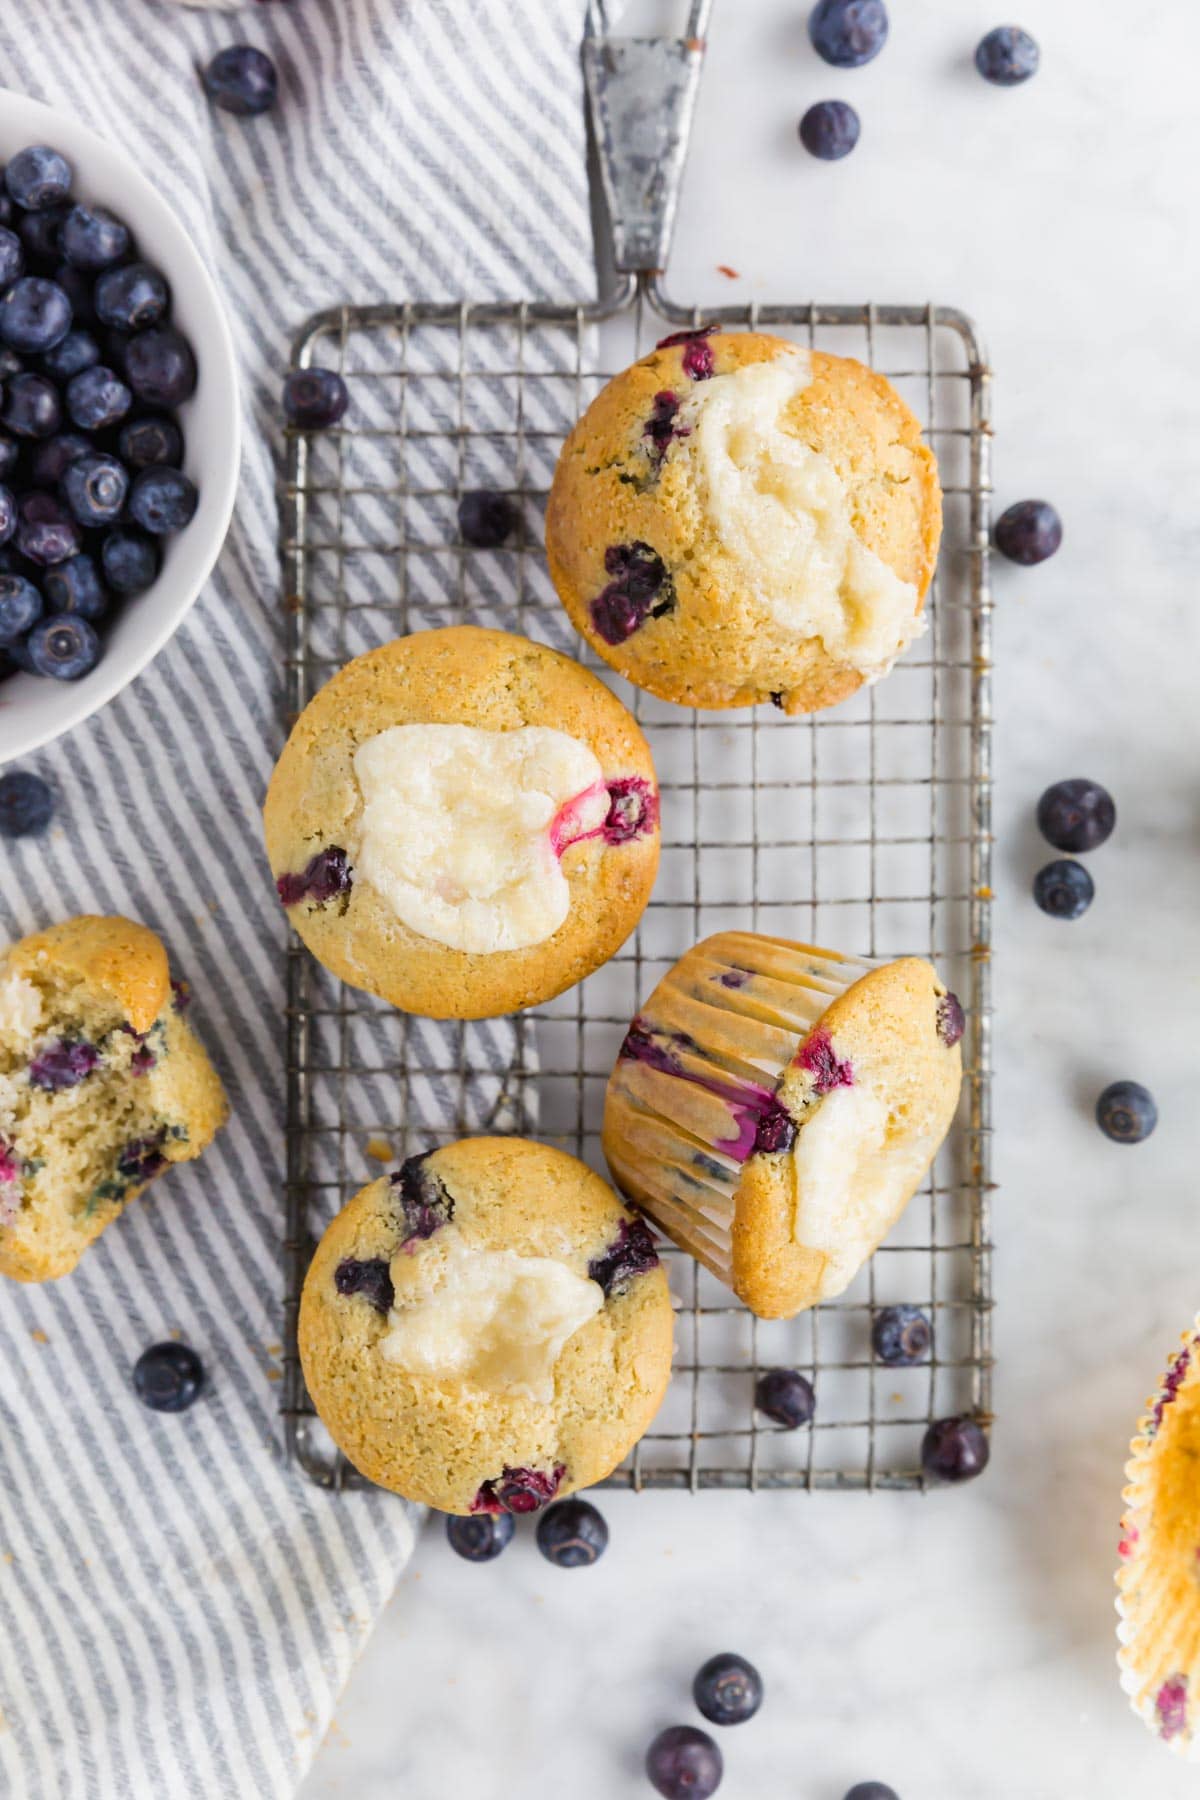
[
  {"x1": 975, "y1": 25, "x2": 1039, "y2": 86},
  {"x1": 62, "y1": 452, "x2": 129, "y2": 528},
  {"x1": 124, "y1": 327, "x2": 196, "y2": 408},
  {"x1": 445, "y1": 1511, "x2": 514, "y2": 1563},
  {"x1": 754, "y1": 1367, "x2": 816, "y2": 1428},
  {"x1": 457, "y1": 488, "x2": 518, "y2": 548},
  {"x1": 0, "y1": 486, "x2": 13, "y2": 548},
  {"x1": 282, "y1": 367, "x2": 349, "y2": 431},
  {"x1": 17, "y1": 492, "x2": 80, "y2": 566},
  {"x1": 1036, "y1": 778, "x2": 1115, "y2": 853},
  {"x1": 16, "y1": 204, "x2": 69, "y2": 267},
  {"x1": 872, "y1": 1305, "x2": 932, "y2": 1367},
  {"x1": 799, "y1": 99, "x2": 861, "y2": 160},
  {"x1": 30, "y1": 431, "x2": 91, "y2": 488},
  {"x1": 51, "y1": 260, "x2": 95, "y2": 326},
  {"x1": 0, "y1": 227, "x2": 23, "y2": 289},
  {"x1": 59, "y1": 204, "x2": 131, "y2": 273},
  {"x1": 993, "y1": 498, "x2": 1060, "y2": 564},
  {"x1": 535, "y1": 1499, "x2": 609, "y2": 1569},
  {"x1": 1, "y1": 371, "x2": 61, "y2": 439},
  {"x1": 0, "y1": 770, "x2": 54, "y2": 837},
  {"x1": 129, "y1": 466, "x2": 198, "y2": 535},
  {"x1": 118, "y1": 414, "x2": 183, "y2": 471},
  {"x1": 0, "y1": 349, "x2": 22, "y2": 381},
  {"x1": 66, "y1": 364, "x2": 132, "y2": 431},
  {"x1": 844, "y1": 1785, "x2": 901, "y2": 1800},
  {"x1": 0, "y1": 278, "x2": 72, "y2": 355},
  {"x1": 808, "y1": 0, "x2": 888, "y2": 67},
  {"x1": 0, "y1": 436, "x2": 17, "y2": 481},
  {"x1": 921, "y1": 1415, "x2": 990, "y2": 1483},
  {"x1": 41, "y1": 328, "x2": 101, "y2": 382},
  {"x1": 133, "y1": 1342, "x2": 205, "y2": 1414},
  {"x1": 94, "y1": 263, "x2": 169, "y2": 333},
  {"x1": 1032, "y1": 858, "x2": 1093, "y2": 920},
  {"x1": 5, "y1": 147, "x2": 72, "y2": 213},
  {"x1": 692, "y1": 1653, "x2": 763, "y2": 1727},
  {"x1": 645, "y1": 1726, "x2": 723, "y2": 1800},
  {"x1": 0, "y1": 574, "x2": 42, "y2": 643},
  {"x1": 101, "y1": 527, "x2": 159, "y2": 595},
  {"x1": 203, "y1": 45, "x2": 279, "y2": 116},
  {"x1": 43, "y1": 554, "x2": 107, "y2": 620},
  {"x1": 1096, "y1": 1080, "x2": 1157, "y2": 1146},
  {"x1": 24, "y1": 613, "x2": 101, "y2": 679}
]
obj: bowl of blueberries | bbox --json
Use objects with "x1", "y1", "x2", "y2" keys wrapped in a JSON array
[{"x1": 0, "y1": 91, "x2": 239, "y2": 761}]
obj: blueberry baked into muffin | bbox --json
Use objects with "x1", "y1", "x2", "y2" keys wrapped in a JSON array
[
  {"x1": 545, "y1": 328, "x2": 942, "y2": 714},
  {"x1": 263, "y1": 626, "x2": 661, "y2": 1019},
  {"x1": 298, "y1": 1137, "x2": 674, "y2": 1512},
  {"x1": 0, "y1": 915, "x2": 227, "y2": 1282},
  {"x1": 603, "y1": 932, "x2": 963, "y2": 1318}
]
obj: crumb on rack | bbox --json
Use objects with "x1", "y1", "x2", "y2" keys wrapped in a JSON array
[
  {"x1": 716, "y1": 264, "x2": 739, "y2": 279},
  {"x1": 365, "y1": 1136, "x2": 394, "y2": 1162}
]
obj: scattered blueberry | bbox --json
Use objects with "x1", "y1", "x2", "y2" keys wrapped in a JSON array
[
  {"x1": 129, "y1": 466, "x2": 198, "y2": 535},
  {"x1": 445, "y1": 1511, "x2": 514, "y2": 1563},
  {"x1": 2, "y1": 372, "x2": 61, "y2": 439},
  {"x1": 62, "y1": 452, "x2": 129, "y2": 528},
  {"x1": 283, "y1": 367, "x2": 349, "y2": 432},
  {"x1": 0, "y1": 228, "x2": 22, "y2": 290},
  {"x1": 44, "y1": 554, "x2": 107, "y2": 620},
  {"x1": 0, "y1": 278, "x2": 72, "y2": 355},
  {"x1": 808, "y1": 0, "x2": 888, "y2": 68},
  {"x1": 124, "y1": 327, "x2": 196, "y2": 408},
  {"x1": 535, "y1": 1499, "x2": 609, "y2": 1568},
  {"x1": 845, "y1": 1785, "x2": 901, "y2": 1800},
  {"x1": 0, "y1": 769, "x2": 54, "y2": 837},
  {"x1": 1096, "y1": 1081, "x2": 1157, "y2": 1146},
  {"x1": 30, "y1": 431, "x2": 90, "y2": 488},
  {"x1": 799, "y1": 100, "x2": 860, "y2": 160},
  {"x1": 16, "y1": 492, "x2": 80, "y2": 566},
  {"x1": 59, "y1": 204, "x2": 130, "y2": 273},
  {"x1": 993, "y1": 498, "x2": 1060, "y2": 564},
  {"x1": 1033, "y1": 858, "x2": 1093, "y2": 920},
  {"x1": 5, "y1": 146, "x2": 72, "y2": 213},
  {"x1": 1036, "y1": 779, "x2": 1115, "y2": 854},
  {"x1": 133, "y1": 1342, "x2": 205, "y2": 1414},
  {"x1": 693, "y1": 1653, "x2": 763, "y2": 1727},
  {"x1": 754, "y1": 1367, "x2": 816, "y2": 1428},
  {"x1": 101, "y1": 528, "x2": 160, "y2": 595},
  {"x1": 0, "y1": 575, "x2": 42, "y2": 643},
  {"x1": 921, "y1": 1415, "x2": 990, "y2": 1483},
  {"x1": 203, "y1": 45, "x2": 279, "y2": 117},
  {"x1": 645, "y1": 1726, "x2": 723, "y2": 1800},
  {"x1": 872, "y1": 1305, "x2": 933, "y2": 1367},
  {"x1": 118, "y1": 414, "x2": 183, "y2": 471},
  {"x1": 975, "y1": 25, "x2": 1039, "y2": 86},
  {"x1": 457, "y1": 488, "x2": 518, "y2": 548},
  {"x1": 66, "y1": 364, "x2": 132, "y2": 431},
  {"x1": 24, "y1": 613, "x2": 101, "y2": 680},
  {"x1": 41, "y1": 328, "x2": 100, "y2": 382},
  {"x1": 94, "y1": 263, "x2": 169, "y2": 333}
]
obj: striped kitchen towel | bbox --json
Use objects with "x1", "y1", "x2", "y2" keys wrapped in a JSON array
[{"x1": 0, "y1": 3, "x2": 598, "y2": 1795}]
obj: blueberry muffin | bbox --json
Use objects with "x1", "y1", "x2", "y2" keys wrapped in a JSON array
[
  {"x1": 545, "y1": 328, "x2": 942, "y2": 714},
  {"x1": 1117, "y1": 1316, "x2": 1200, "y2": 1758},
  {"x1": 603, "y1": 932, "x2": 963, "y2": 1318},
  {"x1": 0, "y1": 915, "x2": 228, "y2": 1282},
  {"x1": 298, "y1": 1137, "x2": 674, "y2": 1512},
  {"x1": 263, "y1": 627, "x2": 660, "y2": 1019}
]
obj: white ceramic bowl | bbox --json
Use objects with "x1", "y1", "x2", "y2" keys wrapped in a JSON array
[{"x1": 0, "y1": 91, "x2": 240, "y2": 763}]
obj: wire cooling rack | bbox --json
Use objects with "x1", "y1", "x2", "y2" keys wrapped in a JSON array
[{"x1": 279, "y1": 275, "x2": 994, "y2": 1493}]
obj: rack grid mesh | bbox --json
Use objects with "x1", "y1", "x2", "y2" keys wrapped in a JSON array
[{"x1": 280, "y1": 278, "x2": 994, "y2": 1493}]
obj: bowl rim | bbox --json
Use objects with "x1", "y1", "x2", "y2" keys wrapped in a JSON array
[{"x1": 0, "y1": 88, "x2": 241, "y2": 762}]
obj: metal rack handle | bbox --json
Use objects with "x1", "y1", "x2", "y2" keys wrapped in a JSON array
[{"x1": 583, "y1": 0, "x2": 713, "y2": 275}]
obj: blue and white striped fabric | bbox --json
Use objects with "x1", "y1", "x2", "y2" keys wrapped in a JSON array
[{"x1": 0, "y1": 3, "x2": 595, "y2": 1795}]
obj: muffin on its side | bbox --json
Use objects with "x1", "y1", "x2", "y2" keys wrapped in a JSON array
[
  {"x1": 263, "y1": 627, "x2": 660, "y2": 1020},
  {"x1": 1117, "y1": 1316, "x2": 1200, "y2": 1758},
  {"x1": 0, "y1": 915, "x2": 227, "y2": 1282},
  {"x1": 546, "y1": 328, "x2": 942, "y2": 714},
  {"x1": 299, "y1": 1137, "x2": 674, "y2": 1513},
  {"x1": 603, "y1": 932, "x2": 963, "y2": 1318}
]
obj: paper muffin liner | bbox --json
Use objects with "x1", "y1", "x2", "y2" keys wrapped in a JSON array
[
  {"x1": 1116, "y1": 1313, "x2": 1200, "y2": 1757},
  {"x1": 602, "y1": 932, "x2": 873, "y2": 1286}
]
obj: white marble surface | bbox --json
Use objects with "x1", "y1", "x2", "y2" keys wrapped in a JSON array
[{"x1": 303, "y1": 3, "x2": 1200, "y2": 1795}]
